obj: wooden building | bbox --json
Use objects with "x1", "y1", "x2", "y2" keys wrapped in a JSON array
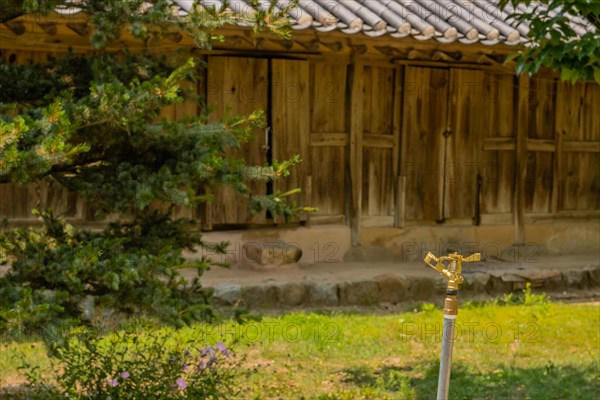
[{"x1": 1, "y1": 1, "x2": 598, "y2": 251}]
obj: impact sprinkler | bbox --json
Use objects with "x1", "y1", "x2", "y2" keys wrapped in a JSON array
[{"x1": 424, "y1": 252, "x2": 481, "y2": 400}]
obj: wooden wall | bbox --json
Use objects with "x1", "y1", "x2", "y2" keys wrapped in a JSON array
[{"x1": 1, "y1": 48, "x2": 598, "y2": 236}]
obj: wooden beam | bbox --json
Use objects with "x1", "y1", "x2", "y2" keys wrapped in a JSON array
[
  {"x1": 296, "y1": 40, "x2": 320, "y2": 52},
  {"x1": 66, "y1": 23, "x2": 90, "y2": 37},
  {"x1": 514, "y1": 74, "x2": 530, "y2": 244},
  {"x1": 271, "y1": 39, "x2": 294, "y2": 50},
  {"x1": 432, "y1": 50, "x2": 462, "y2": 62},
  {"x1": 407, "y1": 49, "x2": 427, "y2": 60},
  {"x1": 321, "y1": 41, "x2": 344, "y2": 52},
  {"x1": 165, "y1": 32, "x2": 183, "y2": 43},
  {"x1": 37, "y1": 22, "x2": 57, "y2": 36},
  {"x1": 3, "y1": 21, "x2": 25, "y2": 35},
  {"x1": 347, "y1": 52, "x2": 364, "y2": 245}
]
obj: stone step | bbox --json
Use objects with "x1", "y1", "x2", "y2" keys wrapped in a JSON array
[{"x1": 209, "y1": 264, "x2": 600, "y2": 308}]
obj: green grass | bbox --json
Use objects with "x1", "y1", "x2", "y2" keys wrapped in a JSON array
[{"x1": 2, "y1": 300, "x2": 599, "y2": 399}]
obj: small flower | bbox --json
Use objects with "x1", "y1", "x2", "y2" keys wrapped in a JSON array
[
  {"x1": 176, "y1": 377, "x2": 187, "y2": 390},
  {"x1": 197, "y1": 360, "x2": 206, "y2": 371},
  {"x1": 182, "y1": 363, "x2": 189, "y2": 372},
  {"x1": 107, "y1": 378, "x2": 119, "y2": 387},
  {"x1": 215, "y1": 342, "x2": 226, "y2": 352},
  {"x1": 216, "y1": 342, "x2": 231, "y2": 358},
  {"x1": 120, "y1": 371, "x2": 130, "y2": 379}
]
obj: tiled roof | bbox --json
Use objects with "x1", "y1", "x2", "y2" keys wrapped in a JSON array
[{"x1": 54, "y1": 0, "x2": 595, "y2": 46}]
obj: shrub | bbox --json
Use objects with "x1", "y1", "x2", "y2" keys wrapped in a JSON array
[
  {"x1": 20, "y1": 328, "x2": 240, "y2": 399},
  {"x1": 0, "y1": 210, "x2": 225, "y2": 336}
]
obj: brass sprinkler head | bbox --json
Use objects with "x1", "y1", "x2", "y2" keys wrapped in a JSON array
[{"x1": 424, "y1": 252, "x2": 481, "y2": 292}]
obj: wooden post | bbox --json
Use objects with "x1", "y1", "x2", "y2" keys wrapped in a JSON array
[
  {"x1": 347, "y1": 52, "x2": 364, "y2": 245},
  {"x1": 514, "y1": 74, "x2": 529, "y2": 244}
]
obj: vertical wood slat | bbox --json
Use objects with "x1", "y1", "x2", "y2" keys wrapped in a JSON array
[
  {"x1": 514, "y1": 74, "x2": 530, "y2": 244},
  {"x1": 392, "y1": 67, "x2": 403, "y2": 216},
  {"x1": 348, "y1": 52, "x2": 364, "y2": 245}
]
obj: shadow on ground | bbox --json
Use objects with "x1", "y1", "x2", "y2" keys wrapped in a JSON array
[{"x1": 340, "y1": 361, "x2": 599, "y2": 399}]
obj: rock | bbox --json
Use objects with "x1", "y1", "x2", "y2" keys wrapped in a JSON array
[
  {"x1": 583, "y1": 264, "x2": 600, "y2": 286},
  {"x1": 306, "y1": 281, "x2": 338, "y2": 306},
  {"x1": 463, "y1": 272, "x2": 491, "y2": 294},
  {"x1": 407, "y1": 277, "x2": 434, "y2": 301},
  {"x1": 373, "y1": 274, "x2": 408, "y2": 303},
  {"x1": 213, "y1": 284, "x2": 242, "y2": 305},
  {"x1": 241, "y1": 240, "x2": 302, "y2": 271},
  {"x1": 276, "y1": 282, "x2": 308, "y2": 306},
  {"x1": 563, "y1": 269, "x2": 589, "y2": 289},
  {"x1": 241, "y1": 285, "x2": 279, "y2": 308},
  {"x1": 338, "y1": 281, "x2": 379, "y2": 305}
]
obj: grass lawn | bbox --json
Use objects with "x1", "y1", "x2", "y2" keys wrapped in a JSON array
[{"x1": 1, "y1": 299, "x2": 599, "y2": 399}]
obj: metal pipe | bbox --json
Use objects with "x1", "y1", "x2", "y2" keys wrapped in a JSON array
[
  {"x1": 424, "y1": 252, "x2": 481, "y2": 400},
  {"x1": 437, "y1": 315, "x2": 456, "y2": 400}
]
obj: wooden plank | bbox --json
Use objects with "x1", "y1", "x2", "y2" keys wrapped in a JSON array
[
  {"x1": 394, "y1": 175, "x2": 406, "y2": 228},
  {"x1": 392, "y1": 67, "x2": 403, "y2": 217},
  {"x1": 481, "y1": 150, "x2": 516, "y2": 214},
  {"x1": 310, "y1": 146, "x2": 345, "y2": 216},
  {"x1": 362, "y1": 134, "x2": 395, "y2": 148},
  {"x1": 483, "y1": 138, "x2": 516, "y2": 151},
  {"x1": 529, "y1": 77, "x2": 556, "y2": 140},
  {"x1": 0, "y1": 184, "x2": 14, "y2": 219},
  {"x1": 525, "y1": 152, "x2": 554, "y2": 213},
  {"x1": 526, "y1": 139, "x2": 555, "y2": 152},
  {"x1": 271, "y1": 59, "x2": 310, "y2": 211},
  {"x1": 562, "y1": 141, "x2": 600, "y2": 152},
  {"x1": 552, "y1": 124, "x2": 562, "y2": 213},
  {"x1": 310, "y1": 133, "x2": 348, "y2": 146},
  {"x1": 362, "y1": 66, "x2": 395, "y2": 135},
  {"x1": 483, "y1": 73, "x2": 515, "y2": 139},
  {"x1": 514, "y1": 74, "x2": 529, "y2": 244},
  {"x1": 310, "y1": 63, "x2": 347, "y2": 133},
  {"x1": 348, "y1": 53, "x2": 364, "y2": 244},
  {"x1": 362, "y1": 147, "x2": 394, "y2": 216}
]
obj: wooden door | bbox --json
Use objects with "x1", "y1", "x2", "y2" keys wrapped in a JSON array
[
  {"x1": 206, "y1": 56, "x2": 268, "y2": 225},
  {"x1": 271, "y1": 59, "x2": 310, "y2": 221},
  {"x1": 402, "y1": 67, "x2": 449, "y2": 222},
  {"x1": 444, "y1": 69, "x2": 486, "y2": 221},
  {"x1": 361, "y1": 65, "x2": 401, "y2": 225}
]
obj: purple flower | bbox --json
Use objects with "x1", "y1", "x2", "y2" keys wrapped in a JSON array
[
  {"x1": 120, "y1": 371, "x2": 130, "y2": 379},
  {"x1": 182, "y1": 363, "x2": 189, "y2": 372},
  {"x1": 107, "y1": 378, "x2": 119, "y2": 387},
  {"x1": 197, "y1": 360, "x2": 206, "y2": 371},
  {"x1": 216, "y1": 342, "x2": 231, "y2": 358},
  {"x1": 176, "y1": 377, "x2": 187, "y2": 390},
  {"x1": 215, "y1": 342, "x2": 227, "y2": 352},
  {"x1": 200, "y1": 346, "x2": 212, "y2": 357}
]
